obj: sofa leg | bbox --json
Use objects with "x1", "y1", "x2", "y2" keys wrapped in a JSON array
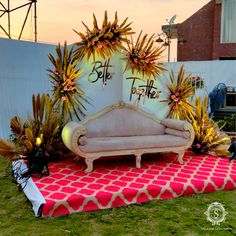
[
  {"x1": 84, "y1": 158, "x2": 94, "y2": 173},
  {"x1": 176, "y1": 151, "x2": 184, "y2": 164},
  {"x1": 135, "y1": 154, "x2": 142, "y2": 168}
]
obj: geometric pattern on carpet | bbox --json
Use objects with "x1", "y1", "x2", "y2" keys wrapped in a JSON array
[{"x1": 32, "y1": 151, "x2": 236, "y2": 217}]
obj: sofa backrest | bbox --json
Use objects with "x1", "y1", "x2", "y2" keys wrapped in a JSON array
[{"x1": 85, "y1": 107, "x2": 165, "y2": 137}]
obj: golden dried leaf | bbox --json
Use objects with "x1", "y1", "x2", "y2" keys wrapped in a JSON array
[
  {"x1": 24, "y1": 140, "x2": 33, "y2": 150},
  {"x1": 10, "y1": 116, "x2": 24, "y2": 136},
  {"x1": 0, "y1": 139, "x2": 22, "y2": 160},
  {"x1": 25, "y1": 128, "x2": 34, "y2": 142}
]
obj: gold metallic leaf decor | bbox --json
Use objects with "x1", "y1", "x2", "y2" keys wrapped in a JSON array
[
  {"x1": 73, "y1": 11, "x2": 134, "y2": 61},
  {"x1": 48, "y1": 41, "x2": 91, "y2": 121},
  {"x1": 187, "y1": 97, "x2": 230, "y2": 156},
  {"x1": 123, "y1": 31, "x2": 166, "y2": 79},
  {"x1": 161, "y1": 65, "x2": 197, "y2": 120}
]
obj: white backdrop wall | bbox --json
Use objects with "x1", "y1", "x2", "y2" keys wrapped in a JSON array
[
  {"x1": 78, "y1": 51, "x2": 123, "y2": 115},
  {"x1": 165, "y1": 61, "x2": 236, "y2": 94},
  {"x1": 0, "y1": 38, "x2": 235, "y2": 138},
  {"x1": 0, "y1": 38, "x2": 55, "y2": 139},
  {"x1": 0, "y1": 38, "x2": 123, "y2": 138},
  {"x1": 123, "y1": 60, "x2": 236, "y2": 119}
]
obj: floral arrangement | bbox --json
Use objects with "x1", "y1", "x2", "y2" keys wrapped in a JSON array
[
  {"x1": 73, "y1": 11, "x2": 134, "y2": 61},
  {"x1": 161, "y1": 66, "x2": 230, "y2": 156},
  {"x1": 187, "y1": 97, "x2": 230, "y2": 156},
  {"x1": 48, "y1": 41, "x2": 90, "y2": 121},
  {"x1": 161, "y1": 65, "x2": 198, "y2": 119},
  {"x1": 123, "y1": 31, "x2": 165, "y2": 79},
  {"x1": 0, "y1": 94, "x2": 64, "y2": 177}
]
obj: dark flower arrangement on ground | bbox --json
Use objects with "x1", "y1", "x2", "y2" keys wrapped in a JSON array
[
  {"x1": 123, "y1": 31, "x2": 165, "y2": 79},
  {"x1": 48, "y1": 41, "x2": 91, "y2": 121},
  {"x1": 161, "y1": 65, "x2": 198, "y2": 119},
  {"x1": 73, "y1": 11, "x2": 134, "y2": 61},
  {"x1": 187, "y1": 97, "x2": 231, "y2": 156},
  {"x1": 0, "y1": 94, "x2": 65, "y2": 177}
]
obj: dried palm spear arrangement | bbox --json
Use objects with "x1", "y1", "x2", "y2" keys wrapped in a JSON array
[
  {"x1": 0, "y1": 94, "x2": 64, "y2": 163},
  {"x1": 48, "y1": 41, "x2": 90, "y2": 121},
  {"x1": 123, "y1": 31, "x2": 165, "y2": 79},
  {"x1": 187, "y1": 97, "x2": 230, "y2": 156},
  {"x1": 161, "y1": 65, "x2": 197, "y2": 120},
  {"x1": 73, "y1": 11, "x2": 134, "y2": 61}
]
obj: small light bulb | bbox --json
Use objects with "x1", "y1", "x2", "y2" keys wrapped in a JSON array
[{"x1": 36, "y1": 137, "x2": 42, "y2": 147}]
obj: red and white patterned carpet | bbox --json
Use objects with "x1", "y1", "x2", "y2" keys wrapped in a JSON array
[{"x1": 30, "y1": 151, "x2": 236, "y2": 217}]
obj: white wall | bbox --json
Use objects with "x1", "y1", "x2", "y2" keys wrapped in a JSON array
[
  {"x1": 0, "y1": 38, "x2": 235, "y2": 138},
  {"x1": 122, "y1": 69, "x2": 170, "y2": 120},
  {"x1": 78, "y1": 51, "x2": 123, "y2": 115},
  {"x1": 122, "y1": 60, "x2": 236, "y2": 119},
  {"x1": 165, "y1": 60, "x2": 236, "y2": 94},
  {"x1": 0, "y1": 38, "x2": 56, "y2": 138},
  {"x1": 0, "y1": 39, "x2": 123, "y2": 138}
]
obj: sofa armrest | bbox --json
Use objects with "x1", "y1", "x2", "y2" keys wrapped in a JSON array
[
  {"x1": 78, "y1": 136, "x2": 88, "y2": 146},
  {"x1": 161, "y1": 118, "x2": 195, "y2": 147},
  {"x1": 62, "y1": 121, "x2": 87, "y2": 153}
]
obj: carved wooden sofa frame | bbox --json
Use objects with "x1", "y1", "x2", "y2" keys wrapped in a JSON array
[{"x1": 62, "y1": 102, "x2": 195, "y2": 172}]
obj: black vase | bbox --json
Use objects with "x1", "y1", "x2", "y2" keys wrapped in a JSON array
[
  {"x1": 26, "y1": 149, "x2": 50, "y2": 178},
  {"x1": 192, "y1": 145, "x2": 207, "y2": 154}
]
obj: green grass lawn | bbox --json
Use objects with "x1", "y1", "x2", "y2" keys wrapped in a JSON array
[{"x1": 1, "y1": 157, "x2": 236, "y2": 236}]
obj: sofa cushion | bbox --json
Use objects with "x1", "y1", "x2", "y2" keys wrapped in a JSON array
[
  {"x1": 80, "y1": 135, "x2": 188, "y2": 153},
  {"x1": 85, "y1": 108, "x2": 165, "y2": 138},
  {"x1": 161, "y1": 119, "x2": 188, "y2": 131}
]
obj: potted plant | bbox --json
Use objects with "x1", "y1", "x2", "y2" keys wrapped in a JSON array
[{"x1": 0, "y1": 94, "x2": 65, "y2": 177}]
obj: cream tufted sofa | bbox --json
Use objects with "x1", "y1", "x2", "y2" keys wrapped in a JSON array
[{"x1": 62, "y1": 102, "x2": 195, "y2": 172}]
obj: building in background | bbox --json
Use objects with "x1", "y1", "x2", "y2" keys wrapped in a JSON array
[{"x1": 162, "y1": 0, "x2": 236, "y2": 61}]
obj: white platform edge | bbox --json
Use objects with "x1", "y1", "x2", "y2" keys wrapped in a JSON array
[{"x1": 12, "y1": 160, "x2": 46, "y2": 217}]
